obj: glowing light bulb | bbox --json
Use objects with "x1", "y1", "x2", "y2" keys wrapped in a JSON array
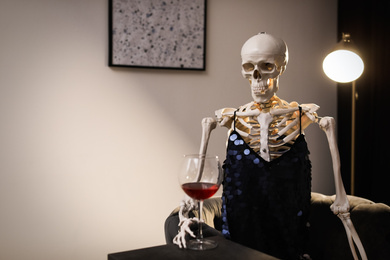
[{"x1": 323, "y1": 50, "x2": 364, "y2": 83}]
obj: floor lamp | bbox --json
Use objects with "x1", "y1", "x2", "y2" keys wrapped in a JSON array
[{"x1": 322, "y1": 33, "x2": 364, "y2": 195}]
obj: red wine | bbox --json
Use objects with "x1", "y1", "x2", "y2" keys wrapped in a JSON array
[{"x1": 181, "y1": 182, "x2": 220, "y2": 200}]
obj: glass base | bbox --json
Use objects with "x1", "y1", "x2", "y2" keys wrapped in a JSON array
[{"x1": 187, "y1": 238, "x2": 218, "y2": 250}]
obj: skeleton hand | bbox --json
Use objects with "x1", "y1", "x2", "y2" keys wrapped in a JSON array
[
  {"x1": 178, "y1": 196, "x2": 198, "y2": 219},
  {"x1": 173, "y1": 217, "x2": 199, "y2": 248},
  {"x1": 172, "y1": 196, "x2": 199, "y2": 248}
]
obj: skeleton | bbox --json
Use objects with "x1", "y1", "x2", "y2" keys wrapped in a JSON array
[{"x1": 174, "y1": 33, "x2": 367, "y2": 260}]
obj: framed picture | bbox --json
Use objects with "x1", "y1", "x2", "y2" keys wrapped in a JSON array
[{"x1": 109, "y1": 0, "x2": 207, "y2": 70}]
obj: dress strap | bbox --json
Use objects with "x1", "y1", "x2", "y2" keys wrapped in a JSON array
[
  {"x1": 299, "y1": 106, "x2": 302, "y2": 135},
  {"x1": 233, "y1": 110, "x2": 237, "y2": 131}
]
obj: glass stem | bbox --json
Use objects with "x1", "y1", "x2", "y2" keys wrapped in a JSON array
[{"x1": 198, "y1": 200, "x2": 204, "y2": 240}]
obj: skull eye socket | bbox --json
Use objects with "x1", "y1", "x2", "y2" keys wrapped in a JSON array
[
  {"x1": 242, "y1": 63, "x2": 255, "y2": 72},
  {"x1": 260, "y1": 63, "x2": 275, "y2": 71}
]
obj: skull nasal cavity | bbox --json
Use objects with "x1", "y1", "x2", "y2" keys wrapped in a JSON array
[{"x1": 254, "y1": 70, "x2": 260, "y2": 79}]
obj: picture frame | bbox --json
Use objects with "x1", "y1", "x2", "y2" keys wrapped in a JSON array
[{"x1": 109, "y1": 0, "x2": 207, "y2": 70}]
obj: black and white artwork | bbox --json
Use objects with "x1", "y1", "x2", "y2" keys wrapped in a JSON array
[{"x1": 109, "y1": 0, "x2": 206, "y2": 70}]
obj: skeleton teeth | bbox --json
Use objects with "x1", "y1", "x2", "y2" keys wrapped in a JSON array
[{"x1": 252, "y1": 87, "x2": 268, "y2": 94}]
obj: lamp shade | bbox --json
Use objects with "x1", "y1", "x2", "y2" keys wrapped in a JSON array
[{"x1": 323, "y1": 33, "x2": 364, "y2": 83}]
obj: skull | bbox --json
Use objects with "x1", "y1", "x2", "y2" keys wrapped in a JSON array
[{"x1": 241, "y1": 33, "x2": 289, "y2": 103}]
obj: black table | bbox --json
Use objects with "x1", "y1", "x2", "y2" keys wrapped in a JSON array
[{"x1": 108, "y1": 236, "x2": 280, "y2": 260}]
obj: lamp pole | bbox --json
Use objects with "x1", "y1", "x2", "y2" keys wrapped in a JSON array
[{"x1": 351, "y1": 80, "x2": 356, "y2": 195}]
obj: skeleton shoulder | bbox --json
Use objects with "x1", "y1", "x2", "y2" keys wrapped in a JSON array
[
  {"x1": 282, "y1": 99, "x2": 320, "y2": 114},
  {"x1": 300, "y1": 103, "x2": 320, "y2": 123},
  {"x1": 300, "y1": 103, "x2": 320, "y2": 112},
  {"x1": 276, "y1": 97, "x2": 320, "y2": 113},
  {"x1": 215, "y1": 102, "x2": 257, "y2": 128},
  {"x1": 215, "y1": 107, "x2": 236, "y2": 128},
  {"x1": 273, "y1": 99, "x2": 319, "y2": 123}
]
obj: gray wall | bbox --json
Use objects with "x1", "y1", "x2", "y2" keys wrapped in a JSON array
[{"x1": 0, "y1": 0, "x2": 337, "y2": 259}]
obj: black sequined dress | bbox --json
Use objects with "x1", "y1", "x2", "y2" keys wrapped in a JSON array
[{"x1": 221, "y1": 109, "x2": 312, "y2": 259}]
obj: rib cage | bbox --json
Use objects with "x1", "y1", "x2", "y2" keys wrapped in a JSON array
[{"x1": 227, "y1": 96, "x2": 302, "y2": 161}]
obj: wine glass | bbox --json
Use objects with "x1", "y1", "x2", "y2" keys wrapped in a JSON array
[{"x1": 178, "y1": 154, "x2": 223, "y2": 250}]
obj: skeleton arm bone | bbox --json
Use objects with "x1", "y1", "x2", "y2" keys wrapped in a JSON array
[
  {"x1": 196, "y1": 117, "x2": 218, "y2": 182},
  {"x1": 339, "y1": 212, "x2": 368, "y2": 260},
  {"x1": 318, "y1": 117, "x2": 367, "y2": 260},
  {"x1": 173, "y1": 117, "x2": 218, "y2": 248},
  {"x1": 339, "y1": 213, "x2": 360, "y2": 260},
  {"x1": 199, "y1": 117, "x2": 218, "y2": 155},
  {"x1": 318, "y1": 117, "x2": 349, "y2": 213}
]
